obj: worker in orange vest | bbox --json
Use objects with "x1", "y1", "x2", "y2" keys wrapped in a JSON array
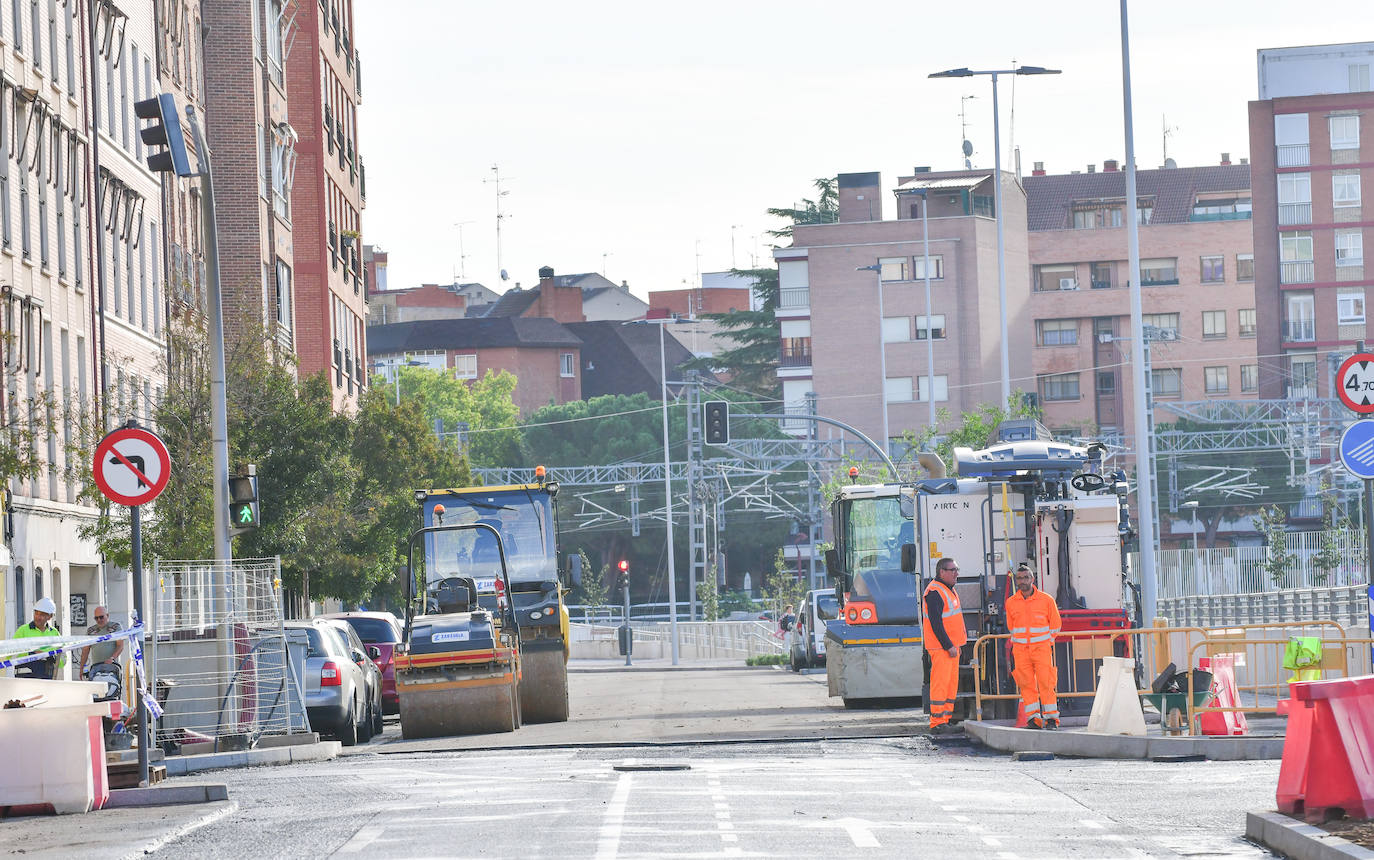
[
  {"x1": 1005, "y1": 562, "x2": 1062, "y2": 729},
  {"x1": 922, "y1": 557, "x2": 967, "y2": 734}
]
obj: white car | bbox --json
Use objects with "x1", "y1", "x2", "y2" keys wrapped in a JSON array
[{"x1": 788, "y1": 589, "x2": 841, "y2": 671}]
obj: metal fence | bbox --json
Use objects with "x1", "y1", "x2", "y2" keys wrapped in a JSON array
[
  {"x1": 150, "y1": 557, "x2": 308, "y2": 749},
  {"x1": 1149, "y1": 528, "x2": 1367, "y2": 600},
  {"x1": 1158, "y1": 586, "x2": 1368, "y2": 631}
]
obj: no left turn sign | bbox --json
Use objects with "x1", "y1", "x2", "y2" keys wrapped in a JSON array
[
  {"x1": 1338, "y1": 352, "x2": 1374, "y2": 413},
  {"x1": 93, "y1": 426, "x2": 171, "y2": 506}
]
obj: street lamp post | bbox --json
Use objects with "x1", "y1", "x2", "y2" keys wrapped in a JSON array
[
  {"x1": 622, "y1": 317, "x2": 685, "y2": 665},
  {"x1": 856, "y1": 264, "x2": 890, "y2": 456},
  {"x1": 930, "y1": 64, "x2": 1061, "y2": 407},
  {"x1": 371, "y1": 357, "x2": 424, "y2": 405},
  {"x1": 1181, "y1": 500, "x2": 1201, "y2": 591}
]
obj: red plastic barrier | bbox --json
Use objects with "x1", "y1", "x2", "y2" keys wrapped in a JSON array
[
  {"x1": 1197, "y1": 655, "x2": 1248, "y2": 736},
  {"x1": 1276, "y1": 674, "x2": 1374, "y2": 823}
]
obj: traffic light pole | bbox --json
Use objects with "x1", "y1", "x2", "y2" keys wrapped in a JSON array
[{"x1": 184, "y1": 108, "x2": 232, "y2": 568}]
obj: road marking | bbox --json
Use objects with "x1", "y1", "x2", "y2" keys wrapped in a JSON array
[
  {"x1": 982, "y1": 835, "x2": 1003, "y2": 847},
  {"x1": 953, "y1": 815, "x2": 971, "y2": 823},
  {"x1": 336, "y1": 824, "x2": 386, "y2": 854},
  {"x1": 1080, "y1": 819, "x2": 1104, "y2": 829},
  {"x1": 834, "y1": 817, "x2": 880, "y2": 848},
  {"x1": 595, "y1": 773, "x2": 632, "y2": 860}
]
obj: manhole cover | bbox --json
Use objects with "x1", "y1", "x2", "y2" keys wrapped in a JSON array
[{"x1": 613, "y1": 763, "x2": 692, "y2": 772}]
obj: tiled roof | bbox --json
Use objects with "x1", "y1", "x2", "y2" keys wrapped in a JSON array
[
  {"x1": 366, "y1": 317, "x2": 583, "y2": 353},
  {"x1": 1023, "y1": 164, "x2": 1251, "y2": 231},
  {"x1": 483, "y1": 288, "x2": 541, "y2": 318},
  {"x1": 564, "y1": 321, "x2": 709, "y2": 399}
]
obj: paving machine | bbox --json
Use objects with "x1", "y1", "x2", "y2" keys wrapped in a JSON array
[
  {"x1": 408, "y1": 471, "x2": 581, "y2": 727},
  {"x1": 823, "y1": 420, "x2": 1136, "y2": 717}
]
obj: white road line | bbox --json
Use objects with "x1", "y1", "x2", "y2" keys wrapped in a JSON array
[
  {"x1": 336, "y1": 824, "x2": 386, "y2": 854},
  {"x1": 835, "y1": 817, "x2": 881, "y2": 849},
  {"x1": 722, "y1": 834, "x2": 738, "y2": 843},
  {"x1": 595, "y1": 773, "x2": 633, "y2": 860},
  {"x1": 1080, "y1": 819, "x2": 1104, "y2": 829},
  {"x1": 982, "y1": 836, "x2": 1003, "y2": 847},
  {"x1": 953, "y1": 815, "x2": 971, "y2": 823},
  {"x1": 124, "y1": 800, "x2": 238, "y2": 859}
]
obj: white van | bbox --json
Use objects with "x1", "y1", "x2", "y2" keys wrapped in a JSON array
[{"x1": 788, "y1": 588, "x2": 840, "y2": 671}]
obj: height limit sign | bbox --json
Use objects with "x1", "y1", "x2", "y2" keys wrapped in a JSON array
[{"x1": 1338, "y1": 352, "x2": 1374, "y2": 413}]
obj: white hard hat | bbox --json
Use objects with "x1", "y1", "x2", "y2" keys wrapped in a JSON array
[{"x1": 34, "y1": 597, "x2": 57, "y2": 614}]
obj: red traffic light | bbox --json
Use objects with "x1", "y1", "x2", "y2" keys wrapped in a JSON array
[{"x1": 617, "y1": 560, "x2": 629, "y2": 571}]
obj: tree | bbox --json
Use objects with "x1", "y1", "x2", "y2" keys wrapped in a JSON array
[
  {"x1": 682, "y1": 267, "x2": 780, "y2": 398},
  {"x1": 1311, "y1": 477, "x2": 1349, "y2": 586},
  {"x1": 1253, "y1": 504, "x2": 1294, "y2": 587},
  {"x1": 766, "y1": 177, "x2": 839, "y2": 239},
  {"x1": 394, "y1": 366, "x2": 522, "y2": 468}
]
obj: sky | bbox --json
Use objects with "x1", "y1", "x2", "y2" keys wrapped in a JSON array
[{"x1": 354, "y1": 0, "x2": 1370, "y2": 302}]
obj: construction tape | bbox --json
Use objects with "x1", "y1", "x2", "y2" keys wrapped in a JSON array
[{"x1": 1, "y1": 624, "x2": 161, "y2": 719}]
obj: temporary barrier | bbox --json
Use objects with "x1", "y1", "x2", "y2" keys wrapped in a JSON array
[
  {"x1": 1085, "y1": 656, "x2": 1146, "y2": 736},
  {"x1": 1197, "y1": 654, "x2": 1247, "y2": 736},
  {"x1": 1276, "y1": 674, "x2": 1374, "y2": 823},
  {"x1": 0, "y1": 676, "x2": 123, "y2": 814}
]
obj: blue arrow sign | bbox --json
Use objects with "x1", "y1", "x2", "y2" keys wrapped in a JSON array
[{"x1": 1339, "y1": 420, "x2": 1374, "y2": 479}]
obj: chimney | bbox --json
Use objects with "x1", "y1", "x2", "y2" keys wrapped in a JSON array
[
  {"x1": 1103, "y1": 159, "x2": 1119, "y2": 172},
  {"x1": 1240, "y1": 157, "x2": 1249, "y2": 165},
  {"x1": 1087, "y1": 164, "x2": 1096, "y2": 173},
  {"x1": 1220, "y1": 152, "x2": 1232, "y2": 165},
  {"x1": 620, "y1": 280, "x2": 630, "y2": 291},
  {"x1": 1031, "y1": 161, "x2": 1046, "y2": 176},
  {"x1": 837, "y1": 172, "x2": 882, "y2": 223}
]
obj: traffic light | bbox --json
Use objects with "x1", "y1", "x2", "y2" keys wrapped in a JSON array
[
  {"x1": 704, "y1": 400, "x2": 729, "y2": 445},
  {"x1": 616, "y1": 559, "x2": 629, "y2": 592},
  {"x1": 134, "y1": 94, "x2": 193, "y2": 177},
  {"x1": 229, "y1": 470, "x2": 260, "y2": 533}
]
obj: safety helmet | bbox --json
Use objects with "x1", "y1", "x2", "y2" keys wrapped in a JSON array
[{"x1": 34, "y1": 596, "x2": 57, "y2": 615}]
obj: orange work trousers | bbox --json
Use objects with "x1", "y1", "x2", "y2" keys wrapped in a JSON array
[
  {"x1": 1012, "y1": 643, "x2": 1058, "y2": 725},
  {"x1": 928, "y1": 647, "x2": 959, "y2": 727}
]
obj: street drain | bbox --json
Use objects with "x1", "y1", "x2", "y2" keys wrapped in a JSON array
[{"x1": 613, "y1": 763, "x2": 692, "y2": 772}]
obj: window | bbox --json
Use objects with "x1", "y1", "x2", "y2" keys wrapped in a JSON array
[
  {"x1": 1238, "y1": 308, "x2": 1257, "y2": 338},
  {"x1": 1200, "y1": 256, "x2": 1225, "y2": 283},
  {"x1": 1204, "y1": 366, "x2": 1229, "y2": 394},
  {"x1": 1202, "y1": 310, "x2": 1226, "y2": 339},
  {"x1": 1281, "y1": 232, "x2": 1314, "y2": 261},
  {"x1": 1191, "y1": 197, "x2": 1251, "y2": 220},
  {"x1": 266, "y1": 0, "x2": 285, "y2": 85},
  {"x1": 1336, "y1": 231, "x2": 1363, "y2": 267},
  {"x1": 1330, "y1": 115, "x2": 1360, "y2": 150},
  {"x1": 1037, "y1": 318, "x2": 1078, "y2": 346},
  {"x1": 1035, "y1": 264, "x2": 1077, "y2": 292},
  {"x1": 1278, "y1": 172, "x2": 1311, "y2": 203},
  {"x1": 1142, "y1": 313, "x2": 1180, "y2": 339},
  {"x1": 1338, "y1": 291, "x2": 1366, "y2": 324},
  {"x1": 1039, "y1": 373, "x2": 1080, "y2": 402},
  {"x1": 884, "y1": 376, "x2": 913, "y2": 402},
  {"x1": 453, "y1": 354, "x2": 477, "y2": 379},
  {"x1": 1290, "y1": 354, "x2": 1318, "y2": 397},
  {"x1": 915, "y1": 314, "x2": 945, "y2": 340},
  {"x1": 1237, "y1": 254, "x2": 1255, "y2": 282},
  {"x1": 1151, "y1": 368, "x2": 1182, "y2": 398},
  {"x1": 1090, "y1": 262, "x2": 1112, "y2": 289},
  {"x1": 1352, "y1": 64, "x2": 1372, "y2": 93},
  {"x1": 1241, "y1": 365, "x2": 1258, "y2": 393},
  {"x1": 1096, "y1": 372, "x2": 1116, "y2": 395},
  {"x1": 881, "y1": 316, "x2": 909, "y2": 343},
  {"x1": 559, "y1": 353, "x2": 574, "y2": 377},
  {"x1": 878, "y1": 257, "x2": 906, "y2": 282},
  {"x1": 777, "y1": 259, "x2": 807, "y2": 307},
  {"x1": 916, "y1": 374, "x2": 948, "y2": 403},
  {"x1": 912, "y1": 255, "x2": 943, "y2": 280},
  {"x1": 1333, "y1": 174, "x2": 1361, "y2": 208},
  {"x1": 1275, "y1": 113, "x2": 1310, "y2": 167},
  {"x1": 1140, "y1": 258, "x2": 1177, "y2": 286},
  {"x1": 275, "y1": 259, "x2": 293, "y2": 329}
]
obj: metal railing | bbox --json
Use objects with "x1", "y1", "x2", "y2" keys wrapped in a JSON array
[
  {"x1": 1278, "y1": 202, "x2": 1312, "y2": 225},
  {"x1": 778, "y1": 287, "x2": 809, "y2": 310},
  {"x1": 1281, "y1": 260, "x2": 1315, "y2": 283},
  {"x1": 1276, "y1": 143, "x2": 1310, "y2": 167},
  {"x1": 1151, "y1": 528, "x2": 1366, "y2": 599},
  {"x1": 1282, "y1": 318, "x2": 1315, "y2": 341}
]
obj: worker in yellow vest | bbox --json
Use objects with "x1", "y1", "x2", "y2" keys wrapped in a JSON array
[
  {"x1": 13, "y1": 597, "x2": 64, "y2": 680},
  {"x1": 1005, "y1": 563, "x2": 1062, "y2": 729},
  {"x1": 922, "y1": 558, "x2": 967, "y2": 734}
]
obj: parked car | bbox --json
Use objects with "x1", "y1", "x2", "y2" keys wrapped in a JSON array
[
  {"x1": 323, "y1": 611, "x2": 403, "y2": 716},
  {"x1": 284, "y1": 619, "x2": 376, "y2": 746},
  {"x1": 789, "y1": 588, "x2": 841, "y2": 671},
  {"x1": 321, "y1": 619, "x2": 385, "y2": 739}
]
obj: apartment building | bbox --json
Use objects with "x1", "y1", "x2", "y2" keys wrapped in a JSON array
[
  {"x1": 774, "y1": 169, "x2": 1030, "y2": 446},
  {"x1": 1248, "y1": 42, "x2": 1374, "y2": 399},
  {"x1": 1025, "y1": 159, "x2": 1256, "y2": 435},
  {"x1": 286, "y1": 0, "x2": 365, "y2": 409},
  {"x1": 203, "y1": 0, "x2": 296, "y2": 356}
]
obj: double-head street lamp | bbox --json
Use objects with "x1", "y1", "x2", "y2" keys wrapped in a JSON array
[
  {"x1": 929, "y1": 65, "x2": 1061, "y2": 408},
  {"x1": 371, "y1": 357, "x2": 424, "y2": 404}
]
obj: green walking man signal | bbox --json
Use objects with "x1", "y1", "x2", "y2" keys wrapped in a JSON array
[{"x1": 229, "y1": 466, "x2": 260, "y2": 533}]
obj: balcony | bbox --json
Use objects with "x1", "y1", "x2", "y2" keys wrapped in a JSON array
[
  {"x1": 360, "y1": 161, "x2": 366, "y2": 202},
  {"x1": 1276, "y1": 143, "x2": 1310, "y2": 167},
  {"x1": 1280, "y1": 260, "x2": 1315, "y2": 284},
  {"x1": 780, "y1": 342, "x2": 812, "y2": 368},
  {"x1": 1282, "y1": 319, "x2": 1315, "y2": 342},
  {"x1": 1090, "y1": 279, "x2": 1111, "y2": 290},
  {"x1": 778, "y1": 287, "x2": 809, "y2": 310},
  {"x1": 355, "y1": 52, "x2": 362, "y2": 100},
  {"x1": 1277, "y1": 202, "x2": 1312, "y2": 226},
  {"x1": 1189, "y1": 210, "x2": 1252, "y2": 222}
]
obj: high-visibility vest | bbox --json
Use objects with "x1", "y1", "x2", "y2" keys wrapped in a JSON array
[
  {"x1": 1005, "y1": 588, "x2": 1061, "y2": 646},
  {"x1": 922, "y1": 579, "x2": 967, "y2": 649}
]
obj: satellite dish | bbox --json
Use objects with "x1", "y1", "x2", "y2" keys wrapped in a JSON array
[
  {"x1": 962, "y1": 139, "x2": 974, "y2": 157},
  {"x1": 500, "y1": 269, "x2": 509, "y2": 281},
  {"x1": 1164, "y1": 158, "x2": 1178, "y2": 169}
]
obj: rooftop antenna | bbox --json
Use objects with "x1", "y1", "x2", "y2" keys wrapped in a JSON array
[
  {"x1": 1162, "y1": 115, "x2": 1179, "y2": 166},
  {"x1": 454, "y1": 220, "x2": 475, "y2": 281},
  {"x1": 484, "y1": 165, "x2": 512, "y2": 283},
  {"x1": 602, "y1": 251, "x2": 612, "y2": 276},
  {"x1": 730, "y1": 225, "x2": 741, "y2": 269},
  {"x1": 960, "y1": 95, "x2": 977, "y2": 167}
]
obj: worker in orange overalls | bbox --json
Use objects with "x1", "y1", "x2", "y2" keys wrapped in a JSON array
[
  {"x1": 922, "y1": 557, "x2": 967, "y2": 735},
  {"x1": 1004, "y1": 562, "x2": 1062, "y2": 729}
]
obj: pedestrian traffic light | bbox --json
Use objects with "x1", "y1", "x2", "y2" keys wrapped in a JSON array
[
  {"x1": 228, "y1": 470, "x2": 260, "y2": 533},
  {"x1": 704, "y1": 400, "x2": 729, "y2": 444},
  {"x1": 134, "y1": 93, "x2": 194, "y2": 177}
]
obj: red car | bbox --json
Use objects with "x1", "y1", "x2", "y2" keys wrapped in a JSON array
[{"x1": 322, "y1": 611, "x2": 404, "y2": 714}]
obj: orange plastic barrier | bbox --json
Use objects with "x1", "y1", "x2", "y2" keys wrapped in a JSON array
[
  {"x1": 1276, "y1": 674, "x2": 1374, "y2": 823},
  {"x1": 1197, "y1": 654, "x2": 1248, "y2": 736}
]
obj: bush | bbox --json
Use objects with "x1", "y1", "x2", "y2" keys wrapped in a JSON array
[{"x1": 746, "y1": 653, "x2": 786, "y2": 666}]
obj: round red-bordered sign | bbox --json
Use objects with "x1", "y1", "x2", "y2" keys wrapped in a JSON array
[
  {"x1": 1338, "y1": 353, "x2": 1374, "y2": 414},
  {"x1": 93, "y1": 426, "x2": 171, "y2": 506}
]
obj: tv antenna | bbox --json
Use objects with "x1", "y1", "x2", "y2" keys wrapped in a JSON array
[
  {"x1": 1162, "y1": 115, "x2": 1179, "y2": 165},
  {"x1": 484, "y1": 165, "x2": 513, "y2": 282},
  {"x1": 454, "y1": 220, "x2": 475, "y2": 281},
  {"x1": 960, "y1": 95, "x2": 977, "y2": 167}
]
